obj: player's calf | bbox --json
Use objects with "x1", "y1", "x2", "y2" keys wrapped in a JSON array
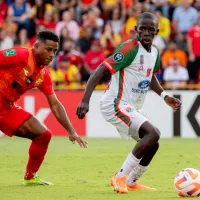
[{"x1": 24, "y1": 129, "x2": 52, "y2": 180}]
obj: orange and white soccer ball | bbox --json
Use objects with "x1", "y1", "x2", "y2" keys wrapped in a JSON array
[{"x1": 174, "y1": 168, "x2": 200, "y2": 197}]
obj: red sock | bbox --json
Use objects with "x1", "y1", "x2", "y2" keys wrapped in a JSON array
[{"x1": 24, "y1": 130, "x2": 52, "y2": 180}]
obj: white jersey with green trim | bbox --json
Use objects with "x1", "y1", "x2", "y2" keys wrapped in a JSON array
[{"x1": 100, "y1": 38, "x2": 160, "y2": 110}]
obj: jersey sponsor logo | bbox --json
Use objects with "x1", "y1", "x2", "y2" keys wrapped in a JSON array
[
  {"x1": 3, "y1": 49, "x2": 16, "y2": 57},
  {"x1": 146, "y1": 68, "x2": 152, "y2": 77},
  {"x1": 138, "y1": 80, "x2": 150, "y2": 89},
  {"x1": 113, "y1": 52, "x2": 124, "y2": 63},
  {"x1": 132, "y1": 88, "x2": 148, "y2": 94}
]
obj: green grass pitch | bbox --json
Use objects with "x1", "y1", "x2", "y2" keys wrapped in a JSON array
[{"x1": 1, "y1": 137, "x2": 200, "y2": 200}]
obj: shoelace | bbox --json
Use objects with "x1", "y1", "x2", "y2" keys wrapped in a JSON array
[
  {"x1": 116, "y1": 177, "x2": 126, "y2": 187},
  {"x1": 33, "y1": 175, "x2": 41, "y2": 180}
]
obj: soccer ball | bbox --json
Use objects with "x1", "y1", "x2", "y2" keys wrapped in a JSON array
[{"x1": 174, "y1": 168, "x2": 200, "y2": 197}]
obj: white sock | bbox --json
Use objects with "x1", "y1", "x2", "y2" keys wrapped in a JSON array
[
  {"x1": 116, "y1": 152, "x2": 141, "y2": 178},
  {"x1": 126, "y1": 165, "x2": 149, "y2": 186}
]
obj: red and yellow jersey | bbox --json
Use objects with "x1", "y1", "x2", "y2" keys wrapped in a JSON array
[{"x1": 0, "y1": 47, "x2": 54, "y2": 112}]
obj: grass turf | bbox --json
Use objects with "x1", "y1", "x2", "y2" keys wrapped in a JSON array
[{"x1": 0, "y1": 137, "x2": 200, "y2": 200}]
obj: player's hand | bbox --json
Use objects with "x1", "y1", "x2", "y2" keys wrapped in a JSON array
[
  {"x1": 76, "y1": 101, "x2": 89, "y2": 119},
  {"x1": 69, "y1": 132, "x2": 88, "y2": 148},
  {"x1": 164, "y1": 96, "x2": 182, "y2": 111}
]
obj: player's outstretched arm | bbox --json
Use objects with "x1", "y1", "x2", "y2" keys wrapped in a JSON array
[
  {"x1": 46, "y1": 93, "x2": 88, "y2": 148},
  {"x1": 76, "y1": 64, "x2": 109, "y2": 119},
  {"x1": 150, "y1": 75, "x2": 182, "y2": 111}
]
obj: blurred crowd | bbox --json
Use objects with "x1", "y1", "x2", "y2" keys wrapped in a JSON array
[{"x1": 0, "y1": 0, "x2": 200, "y2": 90}]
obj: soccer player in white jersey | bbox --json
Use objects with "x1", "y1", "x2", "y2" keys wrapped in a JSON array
[{"x1": 76, "y1": 12, "x2": 182, "y2": 194}]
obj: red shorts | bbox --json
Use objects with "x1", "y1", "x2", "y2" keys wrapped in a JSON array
[{"x1": 0, "y1": 106, "x2": 32, "y2": 137}]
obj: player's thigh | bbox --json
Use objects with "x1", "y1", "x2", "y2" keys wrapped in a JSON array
[
  {"x1": 15, "y1": 116, "x2": 47, "y2": 139},
  {"x1": 101, "y1": 103, "x2": 148, "y2": 141},
  {"x1": 0, "y1": 106, "x2": 33, "y2": 137}
]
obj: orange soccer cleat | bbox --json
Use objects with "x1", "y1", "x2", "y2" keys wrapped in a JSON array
[
  {"x1": 111, "y1": 174, "x2": 128, "y2": 194},
  {"x1": 127, "y1": 183, "x2": 156, "y2": 191}
]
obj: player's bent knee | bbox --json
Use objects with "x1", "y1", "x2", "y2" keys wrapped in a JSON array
[
  {"x1": 149, "y1": 129, "x2": 160, "y2": 144},
  {"x1": 154, "y1": 141, "x2": 160, "y2": 150},
  {"x1": 34, "y1": 129, "x2": 52, "y2": 145}
]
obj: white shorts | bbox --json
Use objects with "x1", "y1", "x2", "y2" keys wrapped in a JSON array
[{"x1": 100, "y1": 101, "x2": 148, "y2": 141}]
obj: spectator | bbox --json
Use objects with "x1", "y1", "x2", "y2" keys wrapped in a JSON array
[
  {"x1": 83, "y1": 40, "x2": 106, "y2": 81},
  {"x1": 100, "y1": 23, "x2": 121, "y2": 56},
  {"x1": 0, "y1": 15, "x2": 17, "y2": 39},
  {"x1": 90, "y1": 6, "x2": 104, "y2": 40},
  {"x1": 55, "y1": 10, "x2": 80, "y2": 41},
  {"x1": 162, "y1": 41, "x2": 187, "y2": 68},
  {"x1": 150, "y1": 0, "x2": 170, "y2": 19},
  {"x1": 75, "y1": 0, "x2": 99, "y2": 24},
  {"x1": 59, "y1": 27, "x2": 70, "y2": 51},
  {"x1": 125, "y1": 3, "x2": 142, "y2": 35},
  {"x1": 187, "y1": 16, "x2": 200, "y2": 82},
  {"x1": 14, "y1": 28, "x2": 31, "y2": 48},
  {"x1": 108, "y1": 8, "x2": 124, "y2": 35},
  {"x1": 57, "y1": 38, "x2": 82, "y2": 68},
  {"x1": 51, "y1": 0, "x2": 60, "y2": 23},
  {"x1": 37, "y1": 11, "x2": 56, "y2": 32},
  {"x1": 121, "y1": 0, "x2": 134, "y2": 10},
  {"x1": 0, "y1": 0, "x2": 8, "y2": 23},
  {"x1": 82, "y1": 7, "x2": 104, "y2": 40},
  {"x1": 8, "y1": 0, "x2": 33, "y2": 38},
  {"x1": 101, "y1": 0, "x2": 119, "y2": 21},
  {"x1": 53, "y1": 57, "x2": 81, "y2": 89},
  {"x1": 76, "y1": 26, "x2": 94, "y2": 54},
  {"x1": 163, "y1": 58, "x2": 189, "y2": 88},
  {"x1": 32, "y1": 0, "x2": 53, "y2": 21},
  {"x1": 172, "y1": 0, "x2": 198, "y2": 50},
  {"x1": 59, "y1": 0, "x2": 76, "y2": 16},
  {"x1": 0, "y1": 28, "x2": 13, "y2": 49},
  {"x1": 154, "y1": 9, "x2": 171, "y2": 42}
]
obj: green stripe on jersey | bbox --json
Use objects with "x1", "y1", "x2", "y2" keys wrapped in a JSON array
[
  {"x1": 152, "y1": 45, "x2": 160, "y2": 73},
  {"x1": 114, "y1": 69, "x2": 131, "y2": 126}
]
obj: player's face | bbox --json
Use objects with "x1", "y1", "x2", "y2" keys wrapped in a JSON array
[
  {"x1": 135, "y1": 18, "x2": 159, "y2": 49},
  {"x1": 35, "y1": 40, "x2": 58, "y2": 66}
]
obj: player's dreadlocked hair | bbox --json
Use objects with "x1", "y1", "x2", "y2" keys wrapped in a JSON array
[
  {"x1": 37, "y1": 30, "x2": 60, "y2": 43},
  {"x1": 137, "y1": 12, "x2": 158, "y2": 27}
]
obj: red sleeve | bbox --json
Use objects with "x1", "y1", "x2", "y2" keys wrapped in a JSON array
[
  {"x1": 38, "y1": 68, "x2": 55, "y2": 95},
  {"x1": 0, "y1": 47, "x2": 29, "y2": 68},
  {"x1": 83, "y1": 52, "x2": 90, "y2": 65},
  {"x1": 187, "y1": 28, "x2": 194, "y2": 38}
]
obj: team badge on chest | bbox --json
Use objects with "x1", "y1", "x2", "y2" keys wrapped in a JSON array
[{"x1": 146, "y1": 68, "x2": 152, "y2": 77}]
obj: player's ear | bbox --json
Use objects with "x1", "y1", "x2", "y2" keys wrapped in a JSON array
[{"x1": 34, "y1": 41, "x2": 40, "y2": 49}]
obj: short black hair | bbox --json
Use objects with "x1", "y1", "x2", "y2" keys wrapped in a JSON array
[
  {"x1": 37, "y1": 30, "x2": 60, "y2": 43},
  {"x1": 137, "y1": 12, "x2": 158, "y2": 27}
]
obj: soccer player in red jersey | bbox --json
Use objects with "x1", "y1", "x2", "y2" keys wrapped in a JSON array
[{"x1": 0, "y1": 30, "x2": 88, "y2": 186}]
